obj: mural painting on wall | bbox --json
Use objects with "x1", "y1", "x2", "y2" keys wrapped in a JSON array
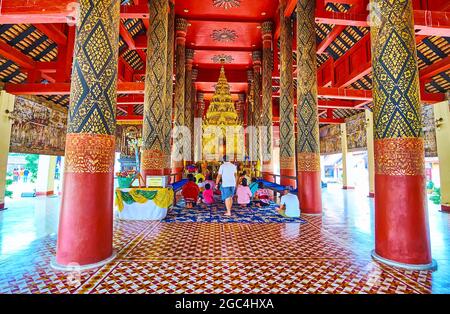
[
  {"x1": 319, "y1": 124, "x2": 341, "y2": 155},
  {"x1": 422, "y1": 104, "x2": 437, "y2": 158},
  {"x1": 115, "y1": 123, "x2": 143, "y2": 158},
  {"x1": 9, "y1": 97, "x2": 67, "y2": 156},
  {"x1": 345, "y1": 112, "x2": 367, "y2": 151}
]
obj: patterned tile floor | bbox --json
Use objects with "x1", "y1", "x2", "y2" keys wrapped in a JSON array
[{"x1": 0, "y1": 184, "x2": 449, "y2": 294}]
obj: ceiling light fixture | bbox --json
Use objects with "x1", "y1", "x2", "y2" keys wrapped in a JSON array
[
  {"x1": 261, "y1": 12, "x2": 266, "y2": 16},
  {"x1": 184, "y1": 9, "x2": 189, "y2": 13}
]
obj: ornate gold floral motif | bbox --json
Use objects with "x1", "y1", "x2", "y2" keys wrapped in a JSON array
[
  {"x1": 297, "y1": 152, "x2": 320, "y2": 172},
  {"x1": 296, "y1": 0, "x2": 320, "y2": 155},
  {"x1": 371, "y1": 0, "x2": 422, "y2": 139},
  {"x1": 375, "y1": 137, "x2": 424, "y2": 176},
  {"x1": 141, "y1": 149, "x2": 169, "y2": 170},
  {"x1": 65, "y1": 133, "x2": 115, "y2": 173},
  {"x1": 280, "y1": 156, "x2": 296, "y2": 170},
  {"x1": 68, "y1": 0, "x2": 120, "y2": 135}
]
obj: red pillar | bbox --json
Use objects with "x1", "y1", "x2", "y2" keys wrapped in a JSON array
[
  {"x1": 370, "y1": 0, "x2": 434, "y2": 269},
  {"x1": 261, "y1": 21, "x2": 273, "y2": 181},
  {"x1": 54, "y1": 0, "x2": 120, "y2": 268},
  {"x1": 141, "y1": 0, "x2": 170, "y2": 179},
  {"x1": 279, "y1": 0, "x2": 296, "y2": 188},
  {"x1": 296, "y1": 0, "x2": 322, "y2": 214},
  {"x1": 172, "y1": 18, "x2": 188, "y2": 181}
]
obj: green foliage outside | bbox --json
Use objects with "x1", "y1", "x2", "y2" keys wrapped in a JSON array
[
  {"x1": 5, "y1": 172, "x2": 13, "y2": 198},
  {"x1": 429, "y1": 187, "x2": 441, "y2": 205},
  {"x1": 25, "y1": 154, "x2": 39, "y2": 183}
]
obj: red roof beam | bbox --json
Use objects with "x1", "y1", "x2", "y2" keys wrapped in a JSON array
[
  {"x1": 319, "y1": 117, "x2": 345, "y2": 124},
  {"x1": 33, "y1": 24, "x2": 67, "y2": 46},
  {"x1": 334, "y1": 33, "x2": 372, "y2": 87},
  {"x1": 4, "y1": 82, "x2": 145, "y2": 96},
  {"x1": 316, "y1": 1, "x2": 368, "y2": 54},
  {"x1": 419, "y1": 55, "x2": 450, "y2": 81},
  {"x1": 317, "y1": 57, "x2": 334, "y2": 87},
  {"x1": 119, "y1": 22, "x2": 136, "y2": 50},
  {"x1": 315, "y1": 9, "x2": 450, "y2": 37}
]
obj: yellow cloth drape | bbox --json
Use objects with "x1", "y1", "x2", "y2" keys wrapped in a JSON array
[{"x1": 115, "y1": 188, "x2": 174, "y2": 212}]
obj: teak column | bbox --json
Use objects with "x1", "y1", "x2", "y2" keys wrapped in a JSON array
[
  {"x1": 296, "y1": 0, "x2": 322, "y2": 214},
  {"x1": 55, "y1": 0, "x2": 120, "y2": 268},
  {"x1": 279, "y1": 1, "x2": 296, "y2": 187},
  {"x1": 164, "y1": 1, "x2": 175, "y2": 175},
  {"x1": 141, "y1": 0, "x2": 170, "y2": 177},
  {"x1": 172, "y1": 18, "x2": 188, "y2": 180},
  {"x1": 261, "y1": 21, "x2": 273, "y2": 180},
  {"x1": 252, "y1": 51, "x2": 262, "y2": 176},
  {"x1": 370, "y1": 0, "x2": 434, "y2": 269},
  {"x1": 184, "y1": 48, "x2": 195, "y2": 165}
]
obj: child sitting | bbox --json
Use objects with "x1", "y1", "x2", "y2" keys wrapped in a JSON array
[
  {"x1": 202, "y1": 183, "x2": 215, "y2": 207},
  {"x1": 236, "y1": 178, "x2": 252, "y2": 208},
  {"x1": 197, "y1": 177, "x2": 205, "y2": 191},
  {"x1": 254, "y1": 182, "x2": 272, "y2": 207},
  {"x1": 181, "y1": 173, "x2": 200, "y2": 209}
]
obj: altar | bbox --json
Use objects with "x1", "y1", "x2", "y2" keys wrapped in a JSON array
[{"x1": 115, "y1": 187, "x2": 174, "y2": 220}]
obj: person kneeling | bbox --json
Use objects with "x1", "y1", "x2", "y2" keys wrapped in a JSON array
[
  {"x1": 182, "y1": 173, "x2": 200, "y2": 209},
  {"x1": 276, "y1": 186, "x2": 300, "y2": 217},
  {"x1": 253, "y1": 182, "x2": 272, "y2": 207},
  {"x1": 202, "y1": 183, "x2": 216, "y2": 209},
  {"x1": 236, "y1": 178, "x2": 252, "y2": 208}
]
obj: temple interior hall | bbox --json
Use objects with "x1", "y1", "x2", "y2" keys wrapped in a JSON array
[{"x1": 0, "y1": 0, "x2": 450, "y2": 295}]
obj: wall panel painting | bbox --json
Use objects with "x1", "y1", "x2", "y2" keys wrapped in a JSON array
[
  {"x1": 319, "y1": 124, "x2": 341, "y2": 155},
  {"x1": 345, "y1": 112, "x2": 367, "y2": 152},
  {"x1": 9, "y1": 97, "x2": 67, "y2": 156}
]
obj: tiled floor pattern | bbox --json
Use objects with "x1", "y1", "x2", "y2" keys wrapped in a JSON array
[{"x1": 0, "y1": 187, "x2": 449, "y2": 294}]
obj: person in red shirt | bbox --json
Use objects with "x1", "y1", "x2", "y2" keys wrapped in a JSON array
[{"x1": 182, "y1": 173, "x2": 200, "y2": 209}]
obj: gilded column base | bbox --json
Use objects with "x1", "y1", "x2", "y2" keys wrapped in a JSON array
[
  {"x1": 280, "y1": 156, "x2": 296, "y2": 187},
  {"x1": 141, "y1": 149, "x2": 170, "y2": 177}
]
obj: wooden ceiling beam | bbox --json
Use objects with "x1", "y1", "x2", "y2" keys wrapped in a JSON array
[
  {"x1": 419, "y1": 55, "x2": 450, "y2": 81},
  {"x1": 316, "y1": 1, "x2": 367, "y2": 54},
  {"x1": 33, "y1": 24, "x2": 67, "y2": 46},
  {"x1": 0, "y1": 40, "x2": 35, "y2": 69}
]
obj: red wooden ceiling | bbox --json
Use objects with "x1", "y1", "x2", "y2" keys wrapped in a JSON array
[
  {"x1": 0, "y1": 0, "x2": 447, "y2": 118},
  {"x1": 174, "y1": 0, "x2": 278, "y2": 21},
  {"x1": 178, "y1": 0, "x2": 274, "y2": 95}
]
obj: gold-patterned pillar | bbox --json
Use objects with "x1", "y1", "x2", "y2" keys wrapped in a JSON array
[
  {"x1": 172, "y1": 18, "x2": 188, "y2": 179},
  {"x1": 370, "y1": 0, "x2": 434, "y2": 269},
  {"x1": 237, "y1": 93, "x2": 246, "y2": 125},
  {"x1": 184, "y1": 48, "x2": 195, "y2": 165},
  {"x1": 261, "y1": 21, "x2": 273, "y2": 180},
  {"x1": 246, "y1": 70, "x2": 254, "y2": 161},
  {"x1": 55, "y1": 0, "x2": 120, "y2": 268},
  {"x1": 237, "y1": 93, "x2": 246, "y2": 161},
  {"x1": 279, "y1": 1, "x2": 296, "y2": 187},
  {"x1": 191, "y1": 67, "x2": 198, "y2": 162},
  {"x1": 165, "y1": 1, "x2": 175, "y2": 175},
  {"x1": 252, "y1": 50, "x2": 262, "y2": 176},
  {"x1": 141, "y1": 0, "x2": 169, "y2": 177},
  {"x1": 195, "y1": 92, "x2": 204, "y2": 162},
  {"x1": 296, "y1": 0, "x2": 322, "y2": 214}
]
